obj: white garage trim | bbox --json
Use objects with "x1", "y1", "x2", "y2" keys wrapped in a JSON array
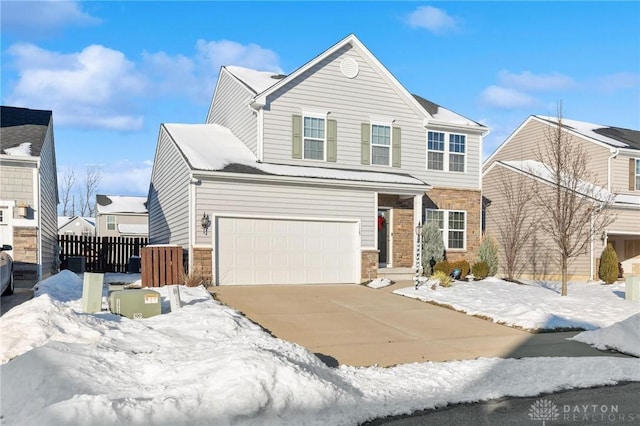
[{"x1": 213, "y1": 214, "x2": 360, "y2": 285}]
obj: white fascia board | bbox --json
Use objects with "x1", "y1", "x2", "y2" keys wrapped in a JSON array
[
  {"x1": 424, "y1": 118, "x2": 489, "y2": 135},
  {"x1": 192, "y1": 170, "x2": 431, "y2": 194},
  {"x1": 0, "y1": 155, "x2": 39, "y2": 166},
  {"x1": 532, "y1": 115, "x2": 631, "y2": 153},
  {"x1": 483, "y1": 115, "x2": 535, "y2": 168}
]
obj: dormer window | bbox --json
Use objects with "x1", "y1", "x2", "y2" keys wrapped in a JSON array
[{"x1": 303, "y1": 116, "x2": 326, "y2": 161}]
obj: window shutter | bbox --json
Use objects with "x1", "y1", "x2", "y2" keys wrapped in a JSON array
[
  {"x1": 292, "y1": 115, "x2": 302, "y2": 159},
  {"x1": 327, "y1": 119, "x2": 337, "y2": 162},
  {"x1": 392, "y1": 126, "x2": 401, "y2": 167},
  {"x1": 630, "y1": 159, "x2": 637, "y2": 191},
  {"x1": 361, "y1": 123, "x2": 370, "y2": 165}
]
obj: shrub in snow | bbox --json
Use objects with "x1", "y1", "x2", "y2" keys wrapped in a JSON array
[
  {"x1": 471, "y1": 261, "x2": 489, "y2": 280},
  {"x1": 598, "y1": 243, "x2": 619, "y2": 284},
  {"x1": 433, "y1": 260, "x2": 452, "y2": 276},
  {"x1": 478, "y1": 235, "x2": 499, "y2": 276},
  {"x1": 431, "y1": 270, "x2": 452, "y2": 287},
  {"x1": 421, "y1": 222, "x2": 445, "y2": 276},
  {"x1": 450, "y1": 260, "x2": 470, "y2": 280}
]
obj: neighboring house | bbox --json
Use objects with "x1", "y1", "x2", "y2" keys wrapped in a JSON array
[
  {"x1": 58, "y1": 215, "x2": 96, "y2": 236},
  {"x1": 148, "y1": 34, "x2": 488, "y2": 285},
  {"x1": 95, "y1": 195, "x2": 148, "y2": 238},
  {"x1": 483, "y1": 115, "x2": 640, "y2": 281},
  {"x1": 0, "y1": 106, "x2": 59, "y2": 282}
]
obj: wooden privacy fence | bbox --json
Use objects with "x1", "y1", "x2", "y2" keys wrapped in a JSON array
[
  {"x1": 58, "y1": 235, "x2": 148, "y2": 273},
  {"x1": 141, "y1": 245, "x2": 184, "y2": 287}
]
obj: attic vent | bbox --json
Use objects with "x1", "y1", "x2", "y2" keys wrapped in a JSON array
[{"x1": 340, "y1": 57, "x2": 359, "y2": 79}]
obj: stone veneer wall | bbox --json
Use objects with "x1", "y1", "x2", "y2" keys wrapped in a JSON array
[
  {"x1": 378, "y1": 195, "x2": 414, "y2": 268},
  {"x1": 361, "y1": 249, "x2": 379, "y2": 281},
  {"x1": 12, "y1": 227, "x2": 39, "y2": 282},
  {"x1": 192, "y1": 247, "x2": 213, "y2": 283},
  {"x1": 424, "y1": 188, "x2": 482, "y2": 263}
]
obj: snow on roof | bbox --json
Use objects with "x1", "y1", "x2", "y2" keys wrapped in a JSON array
[
  {"x1": 432, "y1": 107, "x2": 483, "y2": 128},
  {"x1": 165, "y1": 123, "x2": 428, "y2": 186},
  {"x1": 225, "y1": 66, "x2": 282, "y2": 94},
  {"x1": 96, "y1": 195, "x2": 148, "y2": 214},
  {"x1": 117, "y1": 224, "x2": 148, "y2": 235},
  {"x1": 500, "y1": 159, "x2": 639, "y2": 206},
  {"x1": 3, "y1": 142, "x2": 32, "y2": 156},
  {"x1": 57, "y1": 216, "x2": 71, "y2": 228},
  {"x1": 535, "y1": 116, "x2": 635, "y2": 149}
]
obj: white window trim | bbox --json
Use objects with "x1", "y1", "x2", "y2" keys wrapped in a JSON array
[
  {"x1": 371, "y1": 121, "x2": 392, "y2": 167},
  {"x1": 425, "y1": 208, "x2": 467, "y2": 251},
  {"x1": 426, "y1": 131, "x2": 467, "y2": 173},
  {"x1": 106, "y1": 215, "x2": 116, "y2": 231},
  {"x1": 302, "y1": 114, "x2": 327, "y2": 162}
]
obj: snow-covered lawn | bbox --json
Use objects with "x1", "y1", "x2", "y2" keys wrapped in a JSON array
[
  {"x1": 1, "y1": 271, "x2": 639, "y2": 425},
  {"x1": 395, "y1": 277, "x2": 639, "y2": 331}
]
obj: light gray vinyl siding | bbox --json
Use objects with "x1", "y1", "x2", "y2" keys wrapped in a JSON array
[
  {"x1": 193, "y1": 179, "x2": 375, "y2": 247},
  {"x1": 96, "y1": 213, "x2": 147, "y2": 237},
  {"x1": 611, "y1": 153, "x2": 639, "y2": 194},
  {"x1": 148, "y1": 126, "x2": 191, "y2": 247},
  {"x1": 0, "y1": 163, "x2": 35, "y2": 205},
  {"x1": 261, "y1": 44, "x2": 481, "y2": 190},
  {"x1": 38, "y1": 123, "x2": 59, "y2": 278},
  {"x1": 206, "y1": 70, "x2": 258, "y2": 156}
]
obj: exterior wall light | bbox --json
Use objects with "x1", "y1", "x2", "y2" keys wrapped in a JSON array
[{"x1": 201, "y1": 213, "x2": 211, "y2": 235}]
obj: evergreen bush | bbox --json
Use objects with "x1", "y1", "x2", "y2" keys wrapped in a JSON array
[
  {"x1": 599, "y1": 243, "x2": 619, "y2": 284},
  {"x1": 421, "y1": 222, "x2": 445, "y2": 276},
  {"x1": 479, "y1": 235, "x2": 499, "y2": 276},
  {"x1": 450, "y1": 260, "x2": 470, "y2": 279},
  {"x1": 471, "y1": 261, "x2": 490, "y2": 280},
  {"x1": 433, "y1": 260, "x2": 452, "y2": 276}
]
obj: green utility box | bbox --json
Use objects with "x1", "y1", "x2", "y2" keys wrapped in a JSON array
[{"x1": 109, "y1": 289, "x2": 161, "y2": 319}]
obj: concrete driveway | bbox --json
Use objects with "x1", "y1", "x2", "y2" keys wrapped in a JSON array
[{"x1": 211, "y1": 282, "x2": 619, "y2": 367}]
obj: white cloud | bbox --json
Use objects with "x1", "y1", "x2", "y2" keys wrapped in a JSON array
[
  {"x1": 592, "y1": 72, "x2": 639, "y2": 93},
  {"x1": 142, "y1": 39, "x2": 282, "y2": 103},
  {"x1": 497, "y1": 70, "x2": 576, "y2": 91},
  {"x1": 0, "y1": 1, "x2": 100, "y2": 37},
  {"x1": 98, "y1": 160, "x2": 153, "y2": 196},
  {"x1": 480, "y1": 86, "x2": 537, "y2": 109},
  {"x1": 407, "y1": 6, "x2": 458, "y2": 35},
  {"x1": 5, "y1": 43, "x2": 146, "y2": 130}
]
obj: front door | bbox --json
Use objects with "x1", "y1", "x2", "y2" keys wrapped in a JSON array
[{"x1": 377, "y1": 209, "x2": 391, "y2": 267}]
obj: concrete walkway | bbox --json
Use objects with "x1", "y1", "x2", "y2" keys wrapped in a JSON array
[{"x1": 211, "y1": 283, "x2": 625, "y2": 367}]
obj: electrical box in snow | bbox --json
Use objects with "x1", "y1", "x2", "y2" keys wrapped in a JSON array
[
  {"x1": 109, "y1": 289, "x2": 161, "y2": 319},
  {"x1": 82, "y1": 272, "x2": 104, "y2": 313},
  {"x1": 167, "y1": 285, "x2": 182, "y2": 312}
]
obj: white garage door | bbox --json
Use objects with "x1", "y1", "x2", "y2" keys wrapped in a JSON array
[{"x1": 216, "y1": 217, "x2": 358, "y2": 285}]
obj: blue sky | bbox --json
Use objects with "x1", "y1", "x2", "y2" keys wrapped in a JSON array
[{"x1": 2, "y1": 1, "x2": 639, "y2": 198}]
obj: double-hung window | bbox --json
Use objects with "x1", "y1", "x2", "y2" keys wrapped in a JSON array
[
  {"x1": 635, "y1": 159, "x2": 640, "y2": 191},
  {"x1": 106, "y1": 215, "x2": 116, "y2": 231},
  {"x1": 371, "y1": 124, "x2": 391, "y2": 166},
  {"x1": 303, "y1": 116, "x2": 325, "y2": 160},
  {"x1": 427, "y1": 131, "x2": 466, "y2": 172},
  {"x1": 425, "y1": 209, "x2": 466, "y2": 250}
]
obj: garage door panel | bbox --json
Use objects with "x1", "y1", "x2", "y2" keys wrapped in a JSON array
[{"x1": 217, "y1": 217, "x2": 357, "y2": 285}]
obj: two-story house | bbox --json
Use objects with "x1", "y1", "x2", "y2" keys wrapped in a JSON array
[
  {"x1": 0, "y1": 106, "x2": 59, "y2": 283},
  {"x1": 148, "y1": 34, "x2": 488, "y2": 285},
  {"x1": 58, "y1": 215, "x2": 96, "y2": 236},
  {"x1": 483, "y1": 115, "x2": 640, "y2": 281},
  {"x1": 95, "y1": 195, "x2": 148, "y2": 238}
]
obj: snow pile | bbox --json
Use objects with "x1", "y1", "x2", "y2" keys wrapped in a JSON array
[
  {"x1": 572, "y1": 313, "x2": 640, "y2": 357},
  {"x1": 394, "y1": 278, "x2": 639, "y2": 331},
  {"x1": 2, "y1": 272, "x2": 640, "y2": 425},
  {"x1": 3, "y1": 142, "x2": 32, "y2": 156},
  {"x1": 367, "y1": 277, "x2": 392, "y2": 289}
]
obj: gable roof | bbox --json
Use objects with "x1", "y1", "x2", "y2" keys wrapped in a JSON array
[
  {"x1": 58, "y1": 215, "x2": 96, "y2": 229},
  {"x1": 0, "y1": 106, "x2": 52, "y2": 157},
  {"x1": 96, "y1": 195, "x2": 148, "y2": 214},
  {"x1": 534, "y1": 116, "x2": 640, "y2": 151},
  {"x1": 163, "y1": 123, "x2": 430, "y2": 188},
  {"x1": 235, "y1": 34, "x2": 485, "y2": 132}
]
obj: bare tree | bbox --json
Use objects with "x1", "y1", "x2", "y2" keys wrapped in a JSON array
[
  {"x1": 77, "y1": 168, "x2": 102, "y2": 217},
  {"x1": 59, "y1": 168, "x2": 77, "y2": 216},
  {"x1": 488, "y1": 166, "x2": 538, "y2": 281},
  {"x1": 533, "y1": 104, "x2": 615, "y2": 296}
]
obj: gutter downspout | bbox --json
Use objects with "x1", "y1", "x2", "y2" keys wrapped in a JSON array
[{"x1": 607, "y1": 148, "x2": 619, "y2": 192}]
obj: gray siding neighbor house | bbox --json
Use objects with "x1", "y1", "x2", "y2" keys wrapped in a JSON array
[
  {"x1": 95, "y1": 195, "x2": 148, "y2": 238},
  {"x1": 148, "y1": 34, "x2": 488, "y2": 285},
  {"x1": 0, "y1": 106, "x2": 59, "y2": 282},
  {"x1": 483, "y1": 115, "x2": 640, "y2": 281}
]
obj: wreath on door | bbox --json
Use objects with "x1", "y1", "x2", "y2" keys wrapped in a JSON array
[{"x1": 378, "y1": 215, "x2": 386, "y2": 231}]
